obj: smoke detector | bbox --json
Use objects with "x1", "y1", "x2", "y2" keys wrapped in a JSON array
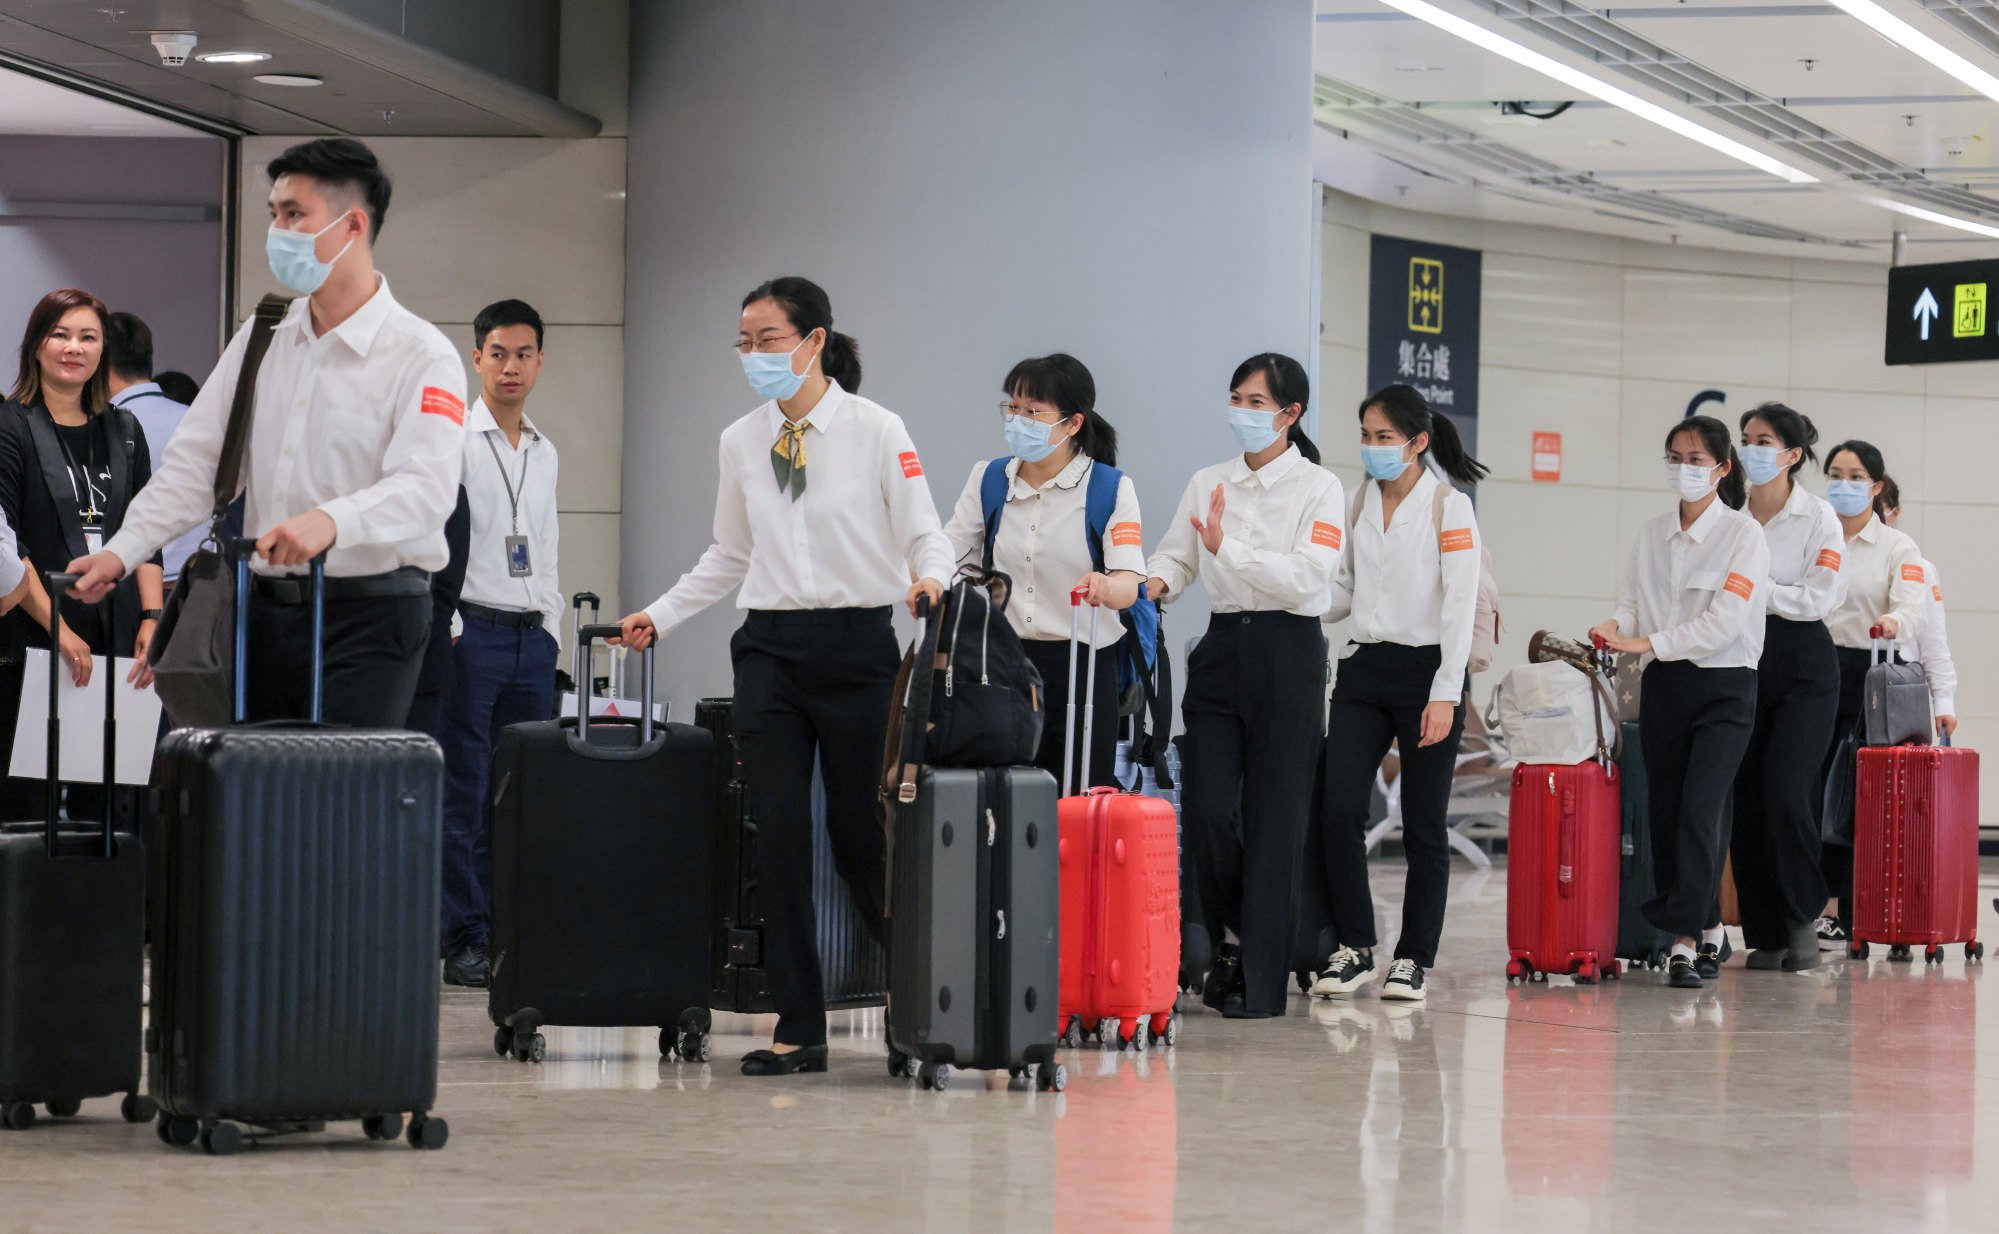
[{"x1": 147, "y1": 31, "x2": 198, "y2": 66}]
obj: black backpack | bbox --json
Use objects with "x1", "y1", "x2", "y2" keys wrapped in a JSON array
[{"x1": 888, "y1": 569, "x2": 1044, "y2": 791}]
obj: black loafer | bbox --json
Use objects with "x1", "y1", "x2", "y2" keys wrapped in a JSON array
[
  {"x1": 443, "y1": 944, "x2": 489, "y2": 988},
  {"x1": 1202, "y1": 945, "x2": 1242, "y2": 1013},
  {"x1": 1694, "y1": 943, "x2": 1722, "y2": 980},
  {"x1": 741, "y1": 1045, "x2": 828, "y2": 1076},
  {"x1": 1668, "y1": 954, "x2": 1703, "y2": 989}
]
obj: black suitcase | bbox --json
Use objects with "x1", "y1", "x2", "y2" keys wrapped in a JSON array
[
  {"x1": 488, "y1": 629, "x2": 715, "y2": 1063},
  {"x1": 883, "y1": 598, "x2": 1061, "y2": 1094},
  {"x1": 0, "y1": 571, "x2": 152, "y2": 1132},
  {"x1": 148, "y1": 551, "x2": 447, "y2": 1154},
  {"x1": 1614, "y1": 721, "x2": 1671, "y2": 971},
  {"x1": 697, "y1": 698, "x2": 888, "y2": 1015}
]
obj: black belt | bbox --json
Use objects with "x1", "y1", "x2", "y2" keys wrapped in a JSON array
[
  {"x1": 461, "y1": 601, "x2": 543, "y2": 630},
  {"x1": 253, "y1": 566, "x2": 429, "y2": 604}
]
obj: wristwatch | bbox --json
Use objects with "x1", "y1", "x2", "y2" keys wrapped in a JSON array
[{"x1": 141, "y1": 608, "x2": 164, "y2": 622}]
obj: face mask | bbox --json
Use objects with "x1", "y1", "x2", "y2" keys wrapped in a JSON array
[
  {"x1": 741, "y1": 335, "x2": 812, "y2": 401},
  {"x1": 1227, "y1": 406, "x2": 1281, "y2": 453},
  {"x1": 266, "y1": 214, "x2": 355, "y2": 295},
  {"x1": 1664, "y1": 462, "x2": 1718, "y2": 501},
  {"x1": 1827, "y1": 479, "x2": 1874, "y2": 517},
  {"x1": 1361, "y1": 444, "x2": 1412, "y2": 482},
  {"x1": 1739, "y1": 444, "x2": 1788, "y2": 487},
  {"x1": 1003, "y1": 414, "x2": 1062, "y2": 463}
]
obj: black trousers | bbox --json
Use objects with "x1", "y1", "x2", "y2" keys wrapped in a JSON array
[
  {"x1": 1730, "y1": 617, "x2": 1837, "y2": 949},
  {"x1": 1021, "y1": 638, "x2": 1118, "y2": 790},
  {"x1": 1182, "y1": 612, "x2": 1326, "y2": 1015},
  {"x1": 1818, "y1": 646, "x2": 1874, "y2": 916},
  {"x1": 1321, "y1": 641, "x2": 1467, "y2": 970},
  {"x1": 732, "y1": 607, "x2": 896, "y2": 1048},
  {"x1": 244, "y1": 583, "x2": 429, "y2": 727},
  {"x1": 1640, "y1": 660, "x2": 1756, "y2": 938}
]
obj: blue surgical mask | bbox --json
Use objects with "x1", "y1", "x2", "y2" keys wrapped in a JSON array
[
  {"x1": 741, "y1": 336, "x2": 811, "y2": 401},
  {"x1": 1361, "y1": 444, "x2": 1411, "y2": 482},
  {"x1": 1227, "y1": 406, "x2": 1280, "y2": 453},
  {"x1": 1739, "y1": 444, "x2": 1787, "y2": 487},
  {"x1": 1827, "y1": 478, "x2": 1874, "y2": 517},
  {"x1": 1003, "y1": 414, "x2": 1060, "y2": 463},
  {"x1": 265, "y1": 215, "x2": 354, "y2": 295}
]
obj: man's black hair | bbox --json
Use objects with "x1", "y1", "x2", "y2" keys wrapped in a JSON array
[
  {"x1": 267, "y1": 137, "x2": 392, "y2": 241},
  {"x1": 105, "y1": 312, "x2": 154, "y2": 381},
  {"x1": 473, "y1": 299, "x2": 545, "y2": 351}
]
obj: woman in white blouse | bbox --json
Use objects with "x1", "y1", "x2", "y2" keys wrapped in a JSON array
[
  {"x1": 941, "y1": 353, "x2": 1141, "y2": 788},
  {"x1": 1592, "y1": 415, "x2": 1768, "y2": 990},
  {"x1": 1145, "y1": 353, "x2": 1341, "y2": 1019},
  {"x1": 1730, "y1": 404, "x2": 1844, "y2": 972},
  {"x1": 1313, "y1": 384, "x2": 1485, "y2": 1006},
  {"x1": 614, "y1": 277, "x2": 952, "y2": 1077},
  {"x1": 1877, "y1": 478, "x2": 1957, "y2": 740},
  {"x1": 1812, "y1": 440, "x2": 1930, "y2": 950}
]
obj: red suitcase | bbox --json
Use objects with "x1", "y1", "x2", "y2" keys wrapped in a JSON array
[
  {"x1": 1057, "y1": 591, "x2": 1181, "y2": 1052},
  {"x1": 1505, "y1": 761, "x2": 1621, "y2": 983},
  {"x1": 1850, "y1": 741, "x2": 1982, "y2": 963}
]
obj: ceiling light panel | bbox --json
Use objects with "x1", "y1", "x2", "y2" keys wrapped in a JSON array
[{"x1": 1828, "y1": 0, "x2": 1999, "y2": 103}]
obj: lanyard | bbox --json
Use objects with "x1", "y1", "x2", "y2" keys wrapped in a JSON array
[
  {"x1": 484, "y1": 430, "x2": 531, "y2": 535},
  {"x1": 52, "y1": 423, "x2": 106, "y2": 523}
]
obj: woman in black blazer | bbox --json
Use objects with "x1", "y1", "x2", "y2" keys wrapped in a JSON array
[{"x1": 0, "y1": 289, "x2": 163, "y2": 817}]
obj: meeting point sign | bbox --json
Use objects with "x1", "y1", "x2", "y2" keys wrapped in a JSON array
[{"x1": 1886, "y1": 259, "x2": 1999, "y2": 366}]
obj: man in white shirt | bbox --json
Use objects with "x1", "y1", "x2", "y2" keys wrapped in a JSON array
[
  {"x1": 103, "y1": 313, "x2": 205, "y2": 586},
  {"x1": 65, "y1": 138, "x2": 466, "y2": 728},
  {"x1": 437, "y1": 300, "x2": 560, "y2": 987}
]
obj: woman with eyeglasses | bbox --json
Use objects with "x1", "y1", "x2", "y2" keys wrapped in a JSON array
[
  {"x1": 613, "y1": 276, "x2": 953, "y2": 1077},
  {"x1": 0, "y1": 287, "x2": 164, "y2": 820},
  {"x1": 1145, "y1": 352, "x2": 1340, "y2": 1019},
  {"x1": 940, "y1": 353, "x2": 1140, "y2": 789},
  {"x1": 1591, "y1": 415, "x2": 1768, "y2": 989}
]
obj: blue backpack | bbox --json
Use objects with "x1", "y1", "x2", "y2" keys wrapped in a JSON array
[{"x1": 979, "y1": 458, "x2": 1173, "y2": 788}]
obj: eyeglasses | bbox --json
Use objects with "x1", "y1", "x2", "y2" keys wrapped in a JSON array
[
  {"x1": 998, "y1": 401, "x2": 1064, "y2": 423},
  {"x1": 1663, "y1": 454, "x2": 1720, "y2": 467},
  {"x1": 734, "y1": 332, "x2": 801, "y2": 356}
]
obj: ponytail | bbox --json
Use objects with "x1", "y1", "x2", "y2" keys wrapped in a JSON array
[
  {"x1": 1230, "y1": 351, "x2": 1319, "y2": 464},
  {"x1": 740, "y1": 275, "x2": 863, "y2": 393},
  {"x1": 1359, "y1": 383, "x2": 1488, "y2": 487},
  {"x1": 1287, "y1": 422, "x2": 1322, "y2": 465},
  {"x1": 1668, "y1": 415, "x2": 1746, "y2": 510},
  {"x1": 1003, "y1": 352, "x2": 1118, "y2": 468}
]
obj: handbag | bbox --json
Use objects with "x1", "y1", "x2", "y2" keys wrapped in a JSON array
[
  {"x1": 1862, "y1": 625, "x2": 1931, "y2": 747},
  {"x1": 149, "y1": 295, "x2": 289, "y2": 728},
  {"x1": 1820, "y1": 720, "x2": 1862, "y2": 847}
]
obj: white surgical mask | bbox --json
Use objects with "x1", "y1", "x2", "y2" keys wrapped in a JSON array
[{"x1": 1664, "y1": 462, "x2": 1718, "y2": 502}]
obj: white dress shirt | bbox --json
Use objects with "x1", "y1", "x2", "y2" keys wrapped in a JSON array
[
  {"x1": 1757, "y1": 481, "x2": 1846, "y2": 624},
  {"x1": 941, "y1": 452, "x2": 1143, "y2": 647},
  {"x1": 1913, "y1": 556, "x2": 1957, "y2": 718},
  {"x1": 1611, "y1": 499, "x2": 1770, "y2": 668},
  {"x1": 643, "y1": 380, "x2": 954, "y2": 635},
  {"x1": 1826, "y1": 513, "x2": 1928, "y2": 650},
  {"x1": 1146, "y1": 446, "x2": 1347, "y2": 620},
  {"x1": 1326, "y1": 470, "x2": 1481, "y2": 702},
  {"x1": 460, "y1": 398, "x2": 561, "y2": 632},
  {"x1": 103, "y1": 276, "x2": 466, "y2": 578},
  {"x1": 110, "y1": 383, "x2": 205, "y2": 583},
  {"x1": 0, "y1": 507, "x2": 23, "y2": 596}
]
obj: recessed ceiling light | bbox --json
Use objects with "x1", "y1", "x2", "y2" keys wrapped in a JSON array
[
  {"x1": 1376, "y1": 0, "x2": 1819, "y2": 184},
  {"x1": 1827, "y1": 1, "x2": 1999, "y2": 105},
  {"x1": 254, "y1": 73, "x2": 322, "y2": 87},
  {"x1": 1866, "y1": 196, "x2": 1999, "y2": 241},
  {"x1": 196, "y1": 51, "x2": 269, "y2": 64}
]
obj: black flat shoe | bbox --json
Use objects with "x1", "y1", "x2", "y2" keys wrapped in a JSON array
[
  {"x1": 1668, "y1": 954, "x2": 1703, "y2": 989},
  {"x1": 443, "y1": 944, "x2": 489, "y2": 988},
  {"x1": 741, "y1": 1045, "x2": 828, "y2": 1076},
  {"x1": 1695, "y1": 943, "x2": 1723, "y2": 980},
  {"x1": 1202, "y1": 945, "x2": 1242, "y2": 1013}
]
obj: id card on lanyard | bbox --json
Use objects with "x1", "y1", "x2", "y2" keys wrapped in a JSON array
[
  {"x1": 55, "y1": 428, "x2": 106, "y2": 555},
  {"x1": 486, "y1": 433, "x2": 533, "y2": 577}
]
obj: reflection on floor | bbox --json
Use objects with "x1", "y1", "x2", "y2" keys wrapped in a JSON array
[{"x1": 6, "y1": 860, "x2": 1996, "y2": 1233}]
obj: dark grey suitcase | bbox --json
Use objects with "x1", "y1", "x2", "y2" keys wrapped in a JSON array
[
  {"x1": 0, "y1": 571, "x2": 153, "y2": 1131},
  {"x1": 148, "y1": 550, "x2": 447, "y2": 1154}
]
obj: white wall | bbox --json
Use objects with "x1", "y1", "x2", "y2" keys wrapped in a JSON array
[
  {"x1": 623, "y1": 0, "x2": 1317, "y2": 713},
  {"x1": 1319, "y1": 187, "x2": 1999, "y2": 815}
]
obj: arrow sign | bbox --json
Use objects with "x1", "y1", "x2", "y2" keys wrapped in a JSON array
[{"x1": 1914, "y1": 286, "x2": 1939, "y2": 341}]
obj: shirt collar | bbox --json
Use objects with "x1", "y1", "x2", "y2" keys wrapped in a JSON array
[
  {"x1": 1223, "y1": 443, "x2": 1302, "y2": 488},
  {"x1": 110, "y1": 382, "x2": 162, "y2": 407},
  {"x1": 767, "y1": 378, "x2": 846, "y2": 436},
  {"x1": 286, "y1": 273, "x2": 398, "y2": 357},
  {"x1": 467, "y1": 397, "x2": 540, "y2": 443},
  {"x1": 1853, "y1": 512, "x2": 1882, "y2": 544},
  {"x1": 1781, "y1": 480, "x2": 1818, "y2": 519},
  {"x1": 1681, "y1": 497, "x2": 1725, "y2": 543},
  {"x1": 1009, "y1": 449, "x2": 1093, "y2": 497}
]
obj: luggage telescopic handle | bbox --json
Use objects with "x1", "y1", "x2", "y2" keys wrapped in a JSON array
[
  {"x1": 226, "y1": 539, "x2": 325, "y2": 725},
  {"x1": 41, "y1": 571, "x2": 116, "y2": 859},
  {"x1": 1063, "y1": 585, "x2": 1102, "y2": 798},
  {"x1": 573, "y1": 622, "x2": 653, "y2": 743}
]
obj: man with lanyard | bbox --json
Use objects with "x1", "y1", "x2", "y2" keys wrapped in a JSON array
[
  {"x1": 103, "y1": 312, "x2": 205, "y2": 590},
  {"x1": 437, "y1": 299, "x2": 560, "y2": 988},
  {"x1": 63, "y1": 137, "x2": 465, "y2": 728}
]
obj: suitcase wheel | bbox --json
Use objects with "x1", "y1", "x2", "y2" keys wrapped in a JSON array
[
  {"x1": 494, "y1": 1026, "x2": 514, "y2": 1058},
  {"x1": 1925, "y1": 945, "x2": 1944, "y2": 966},
  {"x1": 363, "y1": 1113, "x2": 405, "y2": 1141},
  {"x1": 1151, "y1": 1012, "x2": 1181, "y2": 1049},
  {"x1": 1504, "y1": 958, "x2": 1527, "y2": 985},
  {"x1": 44, "y1": 1097, "x2": 80, "y2": 1119},
  {"x1": 675, "y1": 1031, "x2": 710, "y2": 1064},
  {"x1": 1036, "y1": 1061, "x2": 1067, "y2": 1093},
  {"x1": 156, "y1": 1114, "x2": 199, "y2": 1147},
  {"x1": 1, "y1": 1101, "x2": 36, "y2": 1131},
  {"x1": 512, "y1": 1032, "x2": 548, "y2": 1064},
  {"x1": 121, "y1": 1094, "x2": 157, "y2": 1125},
  {"x1": 1574, "y1": 960, "x2": 1599, "y2": 986},
  {"x1": 406, "y1": 1114, "x2": 449, "y2": 1151},
  {"x1": 1060, "y1": 1018, "x2": 1084, "y2": 1050},
  {"x1": 888, "y1": 1049, "x2": 911, "y2": 1079},
  {"x1": 1850, "y1": 941, "x2": 1870, "y2": 961},
  {"x1": 1889, "y1": 945, "x2": 1914, "y2": 964},
  {"x1": 201, "y1": 1121, "x2": 244, "y2": 1156},
  {"x1": 1969, "y1": 942, "x2": 1985, "y2": 964},
  {"x1": 918, "y1": 1063, "x2": 951, "y2": 1091},
  {"x1": 1098, "y1": 1017, "x2": 1121, "y2": 1052}
]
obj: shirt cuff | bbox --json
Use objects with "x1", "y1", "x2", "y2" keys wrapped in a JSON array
[
  {"x1": 318, "y1": 498, "x2": 362, "y2": 549},
  {"x1": 1933, "y1": 693, "x2": 1955, "y2": 718},
  {"x1": 1649, "y1": 629, "x2": 1682, "y2": 662},
  {"x1": 97, "y1": 532, "x2": 142, "y2": 578},
  {"x1": 1428, "y1": 675, "x2": 1461, "y2": 704},
  {"x1": 642, "y1": 598, "x2": 680, "y2": 639}
]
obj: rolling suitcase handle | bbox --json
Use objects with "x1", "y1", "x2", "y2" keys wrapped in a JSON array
[
  {"x1": 1064, "y1": 586, "x2": 1102, "y2": 799},
  {"x1": 39, "y1": 570, "x2": 118, "y2": 858},
  {"x1": 575, "y1": 622, "x2": 654, "y2": 743},
  {"x1": 226, "y1": 539, "x2": 325, "y2": 725}
]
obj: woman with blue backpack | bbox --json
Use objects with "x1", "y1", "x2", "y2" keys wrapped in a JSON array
[
  {"x1": 1145, "y1": 353, "x2": 1343, "y2": 1019},
  {"x1": 941, "y1": 353, "x2": 1145, "y2": 788}
]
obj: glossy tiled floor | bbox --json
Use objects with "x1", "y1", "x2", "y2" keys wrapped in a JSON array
[{"x1": 7, "y1": 860, "x2": 1998, "y2": 1233}]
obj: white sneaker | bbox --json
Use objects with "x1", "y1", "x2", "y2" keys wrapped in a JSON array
[
  {"x1": 1379, "y1": 959, "x2": 1428, "y2": 1002},
  {"x1": 1310, "y1": 946, "x2": 1378, "y2": 999}
]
